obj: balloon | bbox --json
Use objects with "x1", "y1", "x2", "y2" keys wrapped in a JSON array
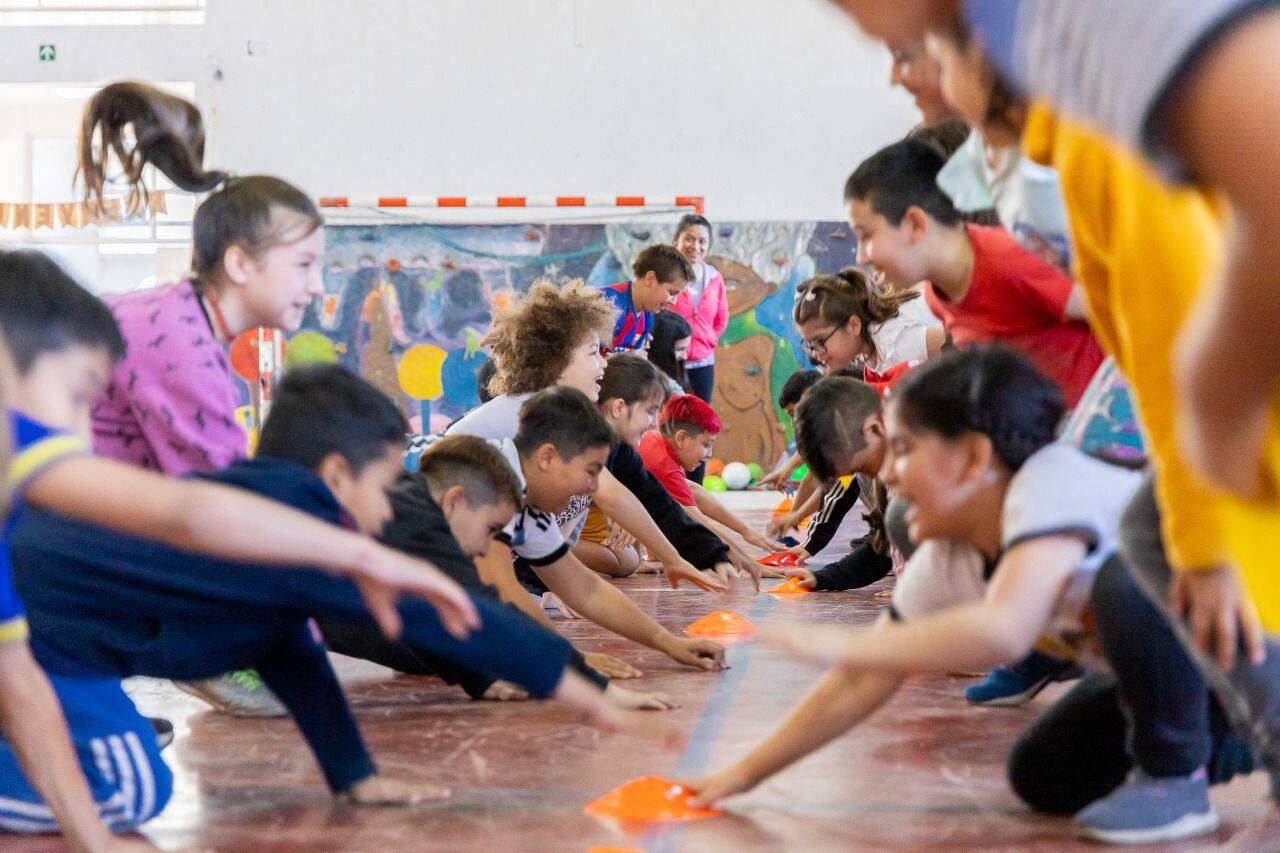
[
  {"x1": 285, "y1": 331, "x2": 338, "y2": 369},
  {"x1": 705, "y1": 458, "x2": 725, "y2": 478},
  {"x1": 747, "y1": 462, "x2": 764, "y2": 482},
  {"x1": 722, "y1": 462, "x2": 751, "y2": 490},
  {"x1": 398, "y1": 343, "x2": 447, "y2": 400},
  {"x1": 703, "y1": 475, "x2": 727, "y2": 493},
  {"x1": 229, "y1": 328, "x2": 265, "y2": 382}
]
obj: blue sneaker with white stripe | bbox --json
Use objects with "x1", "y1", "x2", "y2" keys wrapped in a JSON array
[{"x1": 1073, "y1": 768, "x2": 1218, "y2": 845}]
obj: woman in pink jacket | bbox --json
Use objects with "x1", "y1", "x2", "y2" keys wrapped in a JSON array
[{"x1": 670, "y1": 215, "x2": 728, "y2": 404}]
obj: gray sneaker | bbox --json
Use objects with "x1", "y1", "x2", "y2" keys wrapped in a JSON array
[
  {"x1": 1073, "y1": 768, "x2": 1218, "y2": 845},
  {"x1": 176, "y1": 670, "x2": 287, "y2": 717}
]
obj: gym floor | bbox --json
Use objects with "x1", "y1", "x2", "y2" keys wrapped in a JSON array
[{"x1": 7, "y1": 497, "x2": 1273, "y2": 851}]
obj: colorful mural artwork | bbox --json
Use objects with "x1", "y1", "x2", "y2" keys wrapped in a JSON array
[{"x1": 231, "y1": 220, "x2": 860, "y2": 467}]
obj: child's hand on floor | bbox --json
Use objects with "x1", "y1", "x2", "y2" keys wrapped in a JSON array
[
  {"x1": 783, "y1": 568, "x2": 818, "y2": 589},
  {"x1": 590, "y1": 704, "x2": 687, "y2": 752},
  {"x1": 344, "y1": 775, "x2": 452, "y2": 806},
  {"x1": 661, "y1": 635, "x2": 728, "y2": 670},
  {"x1": 681, "y1": 764, "x2": 759, "y2": 808},
  {"x1": 605, "y1": 683, "x2": 681, "y2": 710},
  {"x1": 355, "y1": 545, "x2": 481, "y2": 641},
  {"x1": 663, "y1": 557, "x2": 728, "y2": 593},
  {"x1": 479, "y1": 680, "x2": 529, "y2": 701},
  {"x1": 727, "y1": 550, "x2": 766, "y2": 590},
  {"x1": 584, "y1": 651, "x2": 643, "y2": 679},
  {"x1": 635, "y1": 560, "x2": 665, "y2": 574}
]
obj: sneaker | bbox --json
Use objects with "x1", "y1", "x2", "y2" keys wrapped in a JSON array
[
  {"x1": 1073, "y1": 768, "x2": 1218, "y2": 845},
  {"x1": 176, "y1": 670, "x2": 287, "y2": 717},
  {"x1": 964, "y1": 652, "x2": 1082, "y2": 707},
  {"x1": 149, "y1": 716, "x2": 174, "y2": 751}
]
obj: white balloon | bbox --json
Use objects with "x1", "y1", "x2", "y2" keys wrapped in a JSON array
[{"x1": 721, "y1": 462, "x2": 751, "y2": 490}]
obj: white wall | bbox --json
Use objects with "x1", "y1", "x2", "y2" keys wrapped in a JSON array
[{"x1": 0, "y1": 0, "x2": 917, "y2": 222}]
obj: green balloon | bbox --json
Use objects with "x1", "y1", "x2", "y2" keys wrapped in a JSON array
[
  {"x1": 791, "y1": 464, "x2": 808, "y2": 481},
  {"x1": 704, "y1": 475, "x2": 728, "y2": 493},
  {"x1": 285, "y1": 331, "x2": 338, "y2": 368},
  {"x1": 747, "y1": 462, "x2": 765, "y2": 482}
]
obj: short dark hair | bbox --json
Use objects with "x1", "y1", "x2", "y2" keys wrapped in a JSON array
[
  {"x1": 633, "y1": 244, "x2": 695, "y2": 284},
  {"x1": 779, "y1": 369, "x2": 822, "y2": 410},
  {"x1": 258, "y1": 364, "x2": 408, "y2": 474},
  {"x1": 514, "y1": 386, "x2": 616, "y2": 460},
  {"x1": 674, "y1": 214, "x2": 713, "y2": 242},
  {"x1": 844, "y1": 137, "x2": 963, "y2": 227},
  {"x1": 419, "y1": 434, "x2": 522, "y2": 511},
  {"x1": 0, "y1": 250, "x2": 125, "y2": 373},
  {"x1": 795, "y1": 376, "x2": 883, "y2": 482},
  {"x1": 893, "y1": 346, "x2": 1063, "y2": 471},
  {"x1": 599, "y1": 353, "x2": 665, "y2": 407}
]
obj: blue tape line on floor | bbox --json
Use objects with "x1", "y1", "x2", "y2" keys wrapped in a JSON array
[{"x1": 651, "y1": 593, "x2": 777, "y2": 853}]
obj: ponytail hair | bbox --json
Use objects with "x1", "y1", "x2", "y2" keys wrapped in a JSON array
[
  {"x1": 79, "y1": 82, "x2": 323, "y2": 286},
  {"x1": 793, "y1": 268, "x2": 919, "y2": 361},
  {"x1": 78, "y1": 81, "x2": 226, "y2": 218}
]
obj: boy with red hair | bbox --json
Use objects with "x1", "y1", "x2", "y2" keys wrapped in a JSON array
[{"x1": 638, "y1": 395, "x2": 779, "y2": 554}]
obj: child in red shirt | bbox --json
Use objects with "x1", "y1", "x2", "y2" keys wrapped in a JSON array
[
  {"x1": 638, "y1": 396, "x2": 780, "y2": 554},
  {"x1": 844, "y1": 137, "x2": 1103, "y2": 407}
]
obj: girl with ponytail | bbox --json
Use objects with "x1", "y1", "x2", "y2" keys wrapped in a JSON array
[
  {"x1": 82, "y1": 82, "x2": 325, "y2": 716},
  {"x1": 793, "y1": 267, "x2": 945, "y2": 382}
]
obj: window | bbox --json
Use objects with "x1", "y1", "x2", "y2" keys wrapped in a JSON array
[{"x1": 0, "y1": 0, "x2": 205, "y2": 26}]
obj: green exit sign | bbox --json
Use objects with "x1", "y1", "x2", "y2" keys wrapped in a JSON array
[{"x1": 38, "y1": 44, "x2": 56, "y2": 62}]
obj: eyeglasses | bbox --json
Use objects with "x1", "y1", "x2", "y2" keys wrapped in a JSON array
[{"x1": 801, "y1": 326, "x2": 842, "y2": 356}]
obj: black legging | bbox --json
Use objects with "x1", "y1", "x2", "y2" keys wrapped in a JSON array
[{"x1": 1007, "y1": 557, "x2": 1253, "y2": 815}]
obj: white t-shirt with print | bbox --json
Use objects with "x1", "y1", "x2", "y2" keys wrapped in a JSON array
[
  {"x1": 445, "y1": 391, "x2": 593, "y2": 544},
  {"x1": 891, "y1": 444, "x2": 1142, "y2": 664}
]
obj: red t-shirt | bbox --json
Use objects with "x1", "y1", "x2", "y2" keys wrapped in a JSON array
[
  {"x1": 638, "y1": 430, "x2": 695, "y2": 507},
  {"x1": 924, "y1": 225, "x2": 1104, "y2": 407}
]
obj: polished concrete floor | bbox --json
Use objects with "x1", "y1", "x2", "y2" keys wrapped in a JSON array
[{"x1": 5, "y1": 495, "x2": 1275, "y2": 851}]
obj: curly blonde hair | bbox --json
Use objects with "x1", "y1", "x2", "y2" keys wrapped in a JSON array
[{"x1": 485, "y1": 279, "x2": 617, "y2": 396}]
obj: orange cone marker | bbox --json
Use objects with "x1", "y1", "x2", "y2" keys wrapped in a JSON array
[
  {"x1": 684, "y1": 610, "x2": 759, "y2": 636},
  {"x1": 766, "y1": 576, "x2": 811, "y2": 595},
  {"x1": 584, "y1": 776, "x2": 722, "y2": 822}
]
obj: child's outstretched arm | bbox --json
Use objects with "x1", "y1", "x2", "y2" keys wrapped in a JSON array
[
  {"x1": 0, "y1": 642, "x2": 158, "y2": 852},
  {"x1": 688, "y1": 481, "x2": 785, "y2": 554},
  {"x1": 684, "y1": 620, "x2": 904, "y2": 807},
  {"x1": 592, "y1": 468, "x2": 729, "y2": 592},
  {"x1": 24, "y1": 455, "x2": 479, "y2": 641},
  {"x1": 769, "y1": 537, "x2": 1084, "y2": 674},
  {"x1": 533, "y1": 550, "x2": 727, "y2": 671},
  {"x1": 755, "y1": 451, "x2": 803, "y2": 491}
]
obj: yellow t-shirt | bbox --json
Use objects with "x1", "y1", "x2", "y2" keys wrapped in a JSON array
[{"x1": 1023, "y1": 106, "x2": 1280, "y2": 629}]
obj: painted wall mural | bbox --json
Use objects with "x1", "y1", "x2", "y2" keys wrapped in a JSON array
[{"x1": 234, "y1": 219, "x2": 860, "y2": 468}]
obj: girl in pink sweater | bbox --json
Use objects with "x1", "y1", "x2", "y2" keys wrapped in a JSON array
[
  {"x1": 670, "y1": 215, "x2": 728, "y2": 405},
  {"x1": 81, "y1": 82, "x2": 326, "y2": 715}
]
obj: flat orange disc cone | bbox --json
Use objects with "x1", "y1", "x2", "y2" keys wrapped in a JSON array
[
  {"x1": 766, "y1": 576, "x2": 811, "y2": 595},
  {"x1": 583, "y1": 776, "x2": 722, "y2": 822},
  {"x1": 684, "y1": 610, "x2": 758, "y2": 636},
  {"x1": 771, "y1": 496, "x2": 794, "y2": 515}
]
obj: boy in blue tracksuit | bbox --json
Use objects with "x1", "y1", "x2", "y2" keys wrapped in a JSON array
[{"x1": 0, "y1": 258, "x2": 661, "y2": 831}]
